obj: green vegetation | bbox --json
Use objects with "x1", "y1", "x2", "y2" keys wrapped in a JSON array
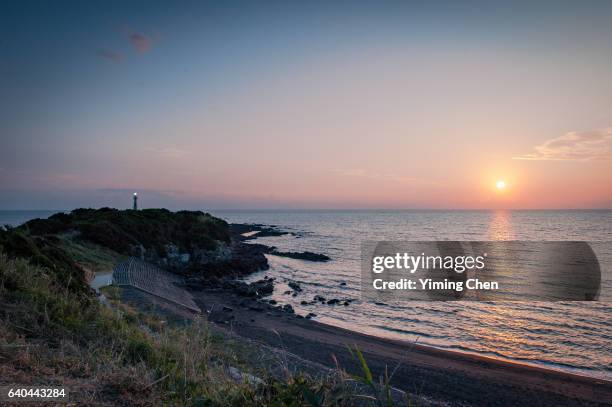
[
  {"x1": 17, "y1": 208, "x2": 231, "y2": 257},
  {"x1": 58, "y1": 234, "x2": 127, "y2": 273},
  {"x1": 0, "y1": 227, "x2": 92, "y2": 295},
  {"x1": 0, "y1": 209, "x2": 412, "y2": 406},
  {"x1": 347, "y1": 346, "x2": 414, "y2": 407},
  {"x1": 0, "y1": 207, "x2": 232, "y2": 287},
  {"x1": 0, "y1": 251, "x2": 359, "y2": 405}
]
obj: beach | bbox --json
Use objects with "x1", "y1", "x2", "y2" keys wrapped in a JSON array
[
  {"x1": 188, "y1": 286, "x2": 612, "y2": 406},
  {"x1": 173, "y1": 219, "x2": 611, "y2": 405},
  {"x1": 216, "y1": 210, "x2": 612, "y2": 379}
]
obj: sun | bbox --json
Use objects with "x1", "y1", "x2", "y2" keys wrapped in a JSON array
[{"x1": 496, "y1": 180, "x2": 506, "y2": 190}]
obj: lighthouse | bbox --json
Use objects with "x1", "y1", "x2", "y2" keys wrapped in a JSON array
[{"x1": 133, "y1": 192, "x2": 138, "y2": 210}]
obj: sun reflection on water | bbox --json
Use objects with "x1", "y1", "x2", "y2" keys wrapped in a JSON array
[{"x1": 488, "y1": 210, "x2": 515, "y2": 241}]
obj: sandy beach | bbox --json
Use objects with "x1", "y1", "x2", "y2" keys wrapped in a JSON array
[{"x1": 186, "y1": 286, "x2": 612, "y2": 406}]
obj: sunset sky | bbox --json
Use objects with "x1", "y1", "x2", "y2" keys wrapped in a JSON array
[{"x1": 1, "y1": 1, "x2": 611, "y2": 209}]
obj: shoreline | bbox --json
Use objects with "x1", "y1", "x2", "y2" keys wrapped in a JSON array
[
  {"x1": 203, "y1": 223, "x2": 612, "y2": 405},
  {"x1": 244, "y1": 257, "x2": 611, "y2": 382},
  {"x1": 231, "y1": 223, "x2": 610, "y2": 382},
  {"x1": 189, "y1": 286, "x2": 612, "y2": 406},
  {"x1": 311, "y1": 311, "x2": 611, "y2": 382},
  {"x1": 190, "y1": 289, "x2": 612, "y2": 405}
]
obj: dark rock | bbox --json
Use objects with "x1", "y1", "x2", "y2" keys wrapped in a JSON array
[
  {"x1": 282, "y1": 304, "x2": 294, "y2": 314},
  {"x1": 230, "y1": 224, "x2": 291, "y2": 240},
  {"x1": 200, "y1": 241, "x2": 270, "y2": 279},
  {"x1": 268, "y1": 299, "x2": 277, "y2": 305},
  {"x1": 250, "y1": 279, "x2": 274, "y2": 296},
  {"x1": 215, "y1": 279, "x2": 274, "y2": 299},
  {"x1": 343, "y1": 301, "x2": 350, "y2": 306},
  {"x1": 327, "y1": 298, "x2": 341, "y2": 305},
  {"x1": 283, "y1": 290, "x2": 292, "y2": 295},
  {"x1": 271, "y1": 251, "x2": 330, "y2": 262},
  {"x1": 232, "y1": 281, "x2": 254, "y2": 297},
  {"x1": 305, "y1": 313, "x2": 317, "y2": 319},
  {"x1": 222, "y1": 306, "x2": 233, "y2": 312},
  {"x1": 300, "y1": 300, "x2": 309, "y2": 305},
  {"x1": 314, "y1": 295, "x2": 326, "y2": 302},
  {"x1": 288, "y1": 281, "x2": 302, "y2": 292},
  {"x1": 229, "y1": 279, "x2": 274, "y2": 298},
  {"x1": 340, "y1": 282, "x2": 347, "y2": 286}
]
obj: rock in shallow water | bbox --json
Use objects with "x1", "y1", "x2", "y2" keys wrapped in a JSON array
[
  {"x1": 271, "y1": 251, "x2": 331, "y2": 262},
  {"x1": 288, "y1": 281, "x2": 302, "y2": 292}
]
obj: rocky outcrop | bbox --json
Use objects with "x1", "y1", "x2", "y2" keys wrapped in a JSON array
[
  {"x1": 229, "y1": 224, "x2": 331, "y2": 268},
  {"x1": 270, "y1": 251, "x2": 330, "y2": 262},
  {"x1": 231, "y1": 224, "x2": 293, "y2": 239}
]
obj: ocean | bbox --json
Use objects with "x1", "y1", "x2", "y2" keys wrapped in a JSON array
[
  {"x1": 2, "y1": 209, "x2": 611, "y2": 379},
  {"x1": 210, "y1": 209, "x2": 612, "y2": 380}
]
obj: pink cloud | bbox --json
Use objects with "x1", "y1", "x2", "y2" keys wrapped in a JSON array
[
  {"x1": 129, "y1": 33, "x2": 152, "y2": 54},
  {"x1": 513, "y1": 128, "x2": 612, "y2": 161}
]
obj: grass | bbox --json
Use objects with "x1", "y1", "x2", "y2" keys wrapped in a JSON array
[
  {"x1": 0, "y1": 250, "x2": 416, "y2": 406},
  {"x1": 346, "y1": 346, "x2": 415, "y2": 407},
  {"x1": 57, "y1": 234, "x2": 127, "y2": 274},
  {"x1": 0, "y1": 206, "x2": 418, "y2": 406}
]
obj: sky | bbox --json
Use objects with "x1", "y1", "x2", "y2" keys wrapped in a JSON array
[{"x1": 1, "y1": 1, "x2": 611, "y2": 210}]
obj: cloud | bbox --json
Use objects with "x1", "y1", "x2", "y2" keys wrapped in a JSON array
[
  {"x1": 514, "y1": 128, "x2": 612, "y2": 161},
  {"x1": 96, "y1": 48, "x2": 123, "y2": 63},
  {"x1": 129, "y1": 33, "x2": 152, "y2": 54},
  {"x1": 97, "y1": 26, "x2": 154, "y2": 63}
]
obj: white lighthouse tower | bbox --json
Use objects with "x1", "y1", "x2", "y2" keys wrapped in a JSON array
[{"x1": 133, "y1": 192, "x2": 138, "y2": 210}]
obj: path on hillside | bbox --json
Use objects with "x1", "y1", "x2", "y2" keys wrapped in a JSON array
[{"x1": 112, "y1": 258, "x2": 200, "y2": 313}]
